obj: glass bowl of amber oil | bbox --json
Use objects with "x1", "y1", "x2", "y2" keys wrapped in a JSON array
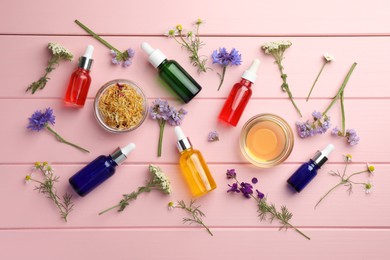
[
  {"x1": 239, "y1": 114, "x2": 294, "y2": 168},
  {"x1": 94, "y1": 79, "x2": 148, "y2": 133}
]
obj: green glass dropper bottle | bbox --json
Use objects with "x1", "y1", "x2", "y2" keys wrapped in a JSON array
[{"x1": 141, "y1": 42, "x2": 202, "y2": 103}]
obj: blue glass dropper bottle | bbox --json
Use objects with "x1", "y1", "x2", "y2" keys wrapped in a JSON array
[
  {"x1": 69, "y1": 143, "x2": 136, "y2": 196},
  {"x1": 287, "y1": 144, "x2": 334, "y2": 192}
]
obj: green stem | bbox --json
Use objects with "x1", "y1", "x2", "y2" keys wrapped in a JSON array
[
  {"x1": 307, "y1": 62, "x2": 327, "y2": 102},
  {"x1": 315, "y1": 182, "x2": 345, "y2": 209},
  {"x1": 340, "y1": 90, "x2": 346, "y2": 135},
  {"x1": 287, "y1": 223, "x2": 311, "y2": 240},
  {"x1": 276, "y1": 61, "x2": 302, "y2": 117},
  {"x1": 158, "y1": 120, "x2": 166, "y2": 157},
  {"x1": 322, "y1": 62, "x2": 357, "y2": 115},
  {"x1": 217, "y1": 66, "x2": 227, "y2": 91},
  {"x1": 75, "y1": 20, "x2": 121, "y2": 54},
  {"x1": 98, "y1": 185, "x2": 150, "y2": 215},
  {"x1": 46, "y1": 126, "x2": 90, "y2": 153},
  {"x1": 346, "y1": 170, "x2": 369, "y2": 181}
]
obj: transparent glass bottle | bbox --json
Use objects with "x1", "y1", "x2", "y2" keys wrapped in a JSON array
[
  {"x1": 141, "y1": 42, "x2": 202, "y2": 103},
  {"x1": 174, "y1": 126, "x2": 216, "y2": 197}
]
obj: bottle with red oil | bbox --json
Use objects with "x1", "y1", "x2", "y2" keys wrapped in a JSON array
[
  {"x1": 64, "y1": 45, "x2": 94, "y2": 107},
  {"x1": 218, "y1": 59, "x2": 260, "y2": 126}
]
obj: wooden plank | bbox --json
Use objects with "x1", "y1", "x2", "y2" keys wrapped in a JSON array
[
  {"x1": 0, "y1": 36, "x2": 388, "y2": 98},
  {"x1": 1, "y1": 0, "x2": 390, "y2": 35},
  {"x1": 0, "y1": 99, "x2": 388, "y2": 164},
  {"x1": 1, "y1": 229, "x2": 390, "y2": 259},
  {"x1": 1, "y1": 164, "x2": 388, "y2": 228}
]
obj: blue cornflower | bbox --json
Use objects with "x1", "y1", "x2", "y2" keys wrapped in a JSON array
[
  {"x1": 27, "y1": 108, "x2": 89, "y2": 153},
  {"x1": 226, "y1": 169, "x2": 236, "y2": 179},
  {"x1": 149, "y1": 99, "x2": 187, "y2": 157},
  {"x1": 27, "y1": 108, "x2": 55, "y2": 131},
  {"x1": 211, "y1": 47, "x2": 242, "y2": 91}
]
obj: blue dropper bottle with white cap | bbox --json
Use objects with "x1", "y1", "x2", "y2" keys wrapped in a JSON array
[
  {"x1": 69, "y1": 143, "x2": 136, "y2": 196},
  {"x1": 287, "y1": 144, "x2": 335, "y2": 192}
]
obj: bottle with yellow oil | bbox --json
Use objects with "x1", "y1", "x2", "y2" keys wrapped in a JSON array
[{"x1": 174, "y1": 126, "x2": 217, "y2": 197}]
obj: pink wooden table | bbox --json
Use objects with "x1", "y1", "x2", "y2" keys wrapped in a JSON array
[{"x1": 1, "y1": 0, "x2": 390, "y2": 259}]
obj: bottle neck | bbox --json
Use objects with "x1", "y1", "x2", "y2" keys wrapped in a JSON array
[
  {"x1": 239, "y1": 78, "x2": 253, "y2": 87},
  {"x1": 177, "y1": 137, "x2": 192, "y2": 153},
  {"x1": 78, "y1": 56, "x2": 93, "y2": 70},
  {"x1": 157, "y1": 59, "x2": 168, "y2": 69}
]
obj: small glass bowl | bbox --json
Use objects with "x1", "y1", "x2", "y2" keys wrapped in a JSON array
[
  {"x1": 94, "y1": 79, "x2": 148, "y2": 133},
  {"x1": 239, "y1": 114, "x2": 294, "y2": 168}
]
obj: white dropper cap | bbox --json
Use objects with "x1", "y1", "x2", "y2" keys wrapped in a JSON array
[
  {"x1": 111, "y1": 143, "x2": 136, "y2": 165},
  {"x1": 141, "y1": 42, "x2": 167, "y2": 68},
  {"x1": 121, "y1": 143, "x2": 136, "y2": 156},
  {"x1": 79, "y1": 45, "x2": 94, "y2": 70},
  {"x1": 321, "y1": 144, "x2": 334, "y2": 157},
  {"x1": 312, "y1": 144, "x2": 334, "y2": 168},
  {"x1": 83, "y1": 45, "x2": 94, "y2": 58},
  {"x1": 174, "y1": 126, "x2": 192, "y2": 152},
  {"x1": 242, "y1": 59, "x2": 260, "y2": 83}
]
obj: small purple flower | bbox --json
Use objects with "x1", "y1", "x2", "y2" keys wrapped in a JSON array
[
  {"x1": 239, "y1": 182, "x2": 253, "y2": 198},
  {"x1": 331, "y1": 127, "x2": 340, "y2": 136},
  {"x1": 296, "y1": 111, "x2": 331, "y2": 138},
  {"x1": 110, "y1": 48, "x2": 135, "y2": 67},
  {"x1": 227, "y1": 183, "x2": 240, "y2": 193},
  {"x1": 312, "y1": 111, "x2": 322, "y2": 120},
  {"x1": 110, "y1": 49, "x2": 117, "y2": 57},
  {"x1": 346, "y1": 129, "x2": 360, "y2": 145},
  {"x1": 111, "y1": 57, "x2": 120, "y2": 65},
  {"x1": 149, "y1": 99, "x2": 187, "y2": 157},
  {"x1": 251, "y1": 177, "x2": 258, "y2": 184},
  {"x1": 27, "y1": 108, "x2": 55, "y2": 131},
  {"x1": 167, "y1": 108, "x2": 187, "y2": 126},
  {"x1": 212, "y1": 47, "x2": 242, "y2": 66},
  {"x1": 208, "y1": 131, "x2": 219, "y2": 142},
  {"x1": 127, "y1": 48, "x2": 135, "y2": 58},
  {"x1": 226, "y1": 169, "x2": 236, "y2": 179},
  {"x1": 122, "y1": 59, "x2": 132, "y2": 68},
  {"x1": 256, "y1": 189, "x2": 265, "y2": 200}
]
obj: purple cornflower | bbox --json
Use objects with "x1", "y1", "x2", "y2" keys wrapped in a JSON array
[
  {"x1": 239, "y1": 182, "x2": 253, "y2": 198},
  {"x1": 211, "y1": 47, "x2": 242, "y2": 91},
  {"x1": 27, "y1": 108, "x2": 89, "y2": 153},
  {"x1": 296, "y1": 111, "x2": 331, "y2": 138},
  {"x1": 251, "y1": 177, "x2": 258, "y2": 184},
  {"x1": 256, "y1": 189, "x2": 265, "y2": 200},
  {"x1": 226, "y1": 169, "x2": 236, "y2": 179},
  {"x1": 208, "y1": 131, "x2": 219, "y2": 142},
  {"x1": 27, "y1": 108, "x2": 55, "y2": 131},
  {"x1": 227, "y1": 183, "x2": 240, "y2": 193},
  {"x1": 149, "y1": 99, "x2": 187, "y2": 157}
]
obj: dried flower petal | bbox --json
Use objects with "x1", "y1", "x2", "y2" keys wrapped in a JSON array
[{"x1": 208, "y1": 131, "x2": 219, "y2": 142}]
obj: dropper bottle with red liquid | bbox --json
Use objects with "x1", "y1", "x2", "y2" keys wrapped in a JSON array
[
  {"x1": 64, "y1": 45, "x2": 94, "y2": 107},
  {"x1": 218, "y1": 59, "x2": 260, "y2": 126}
]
